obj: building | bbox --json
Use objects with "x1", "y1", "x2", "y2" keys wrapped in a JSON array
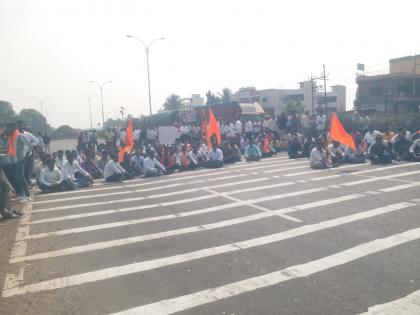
[
  {"x1": 355, "y1": 55, "x2": 420, "y2": 114},
  {"x1": 231, "y1": 82, "x2": 346, "y2": 117}
]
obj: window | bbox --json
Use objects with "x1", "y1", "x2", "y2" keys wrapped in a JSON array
[
  {"x1": 262, "y1": 98, "x2": 268, "y2": 102},
  {"x1": 369, "y1": 87, "x2": 383, "y2": 97}
]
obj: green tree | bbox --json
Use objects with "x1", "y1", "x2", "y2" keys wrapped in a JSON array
[
  {"x1": 17, "y1": 108, "x2": 52, "y2": 133},
  {"x1": 0, "y1": 100, "x2": 17, "y2": 129},
  {"x1": 162, "y1": 94, "x2": 183, "y2": 111},
  {"x1": 205, "y1": 90, "x2": 221, "y2": 105},
  {"x1": 218, "y1": 88, "x2": 232, "y2": 102},
  {"x1": 285, "y1": 99, "x2": 305, "y2": 114}
]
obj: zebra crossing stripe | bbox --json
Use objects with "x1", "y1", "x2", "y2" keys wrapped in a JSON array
[
  {"x1": 108, "y1": 224, "x2": 420, "y2": 315},
  {"x1": 343, "y1": 170, "x2": 420, "y2": 186},
  {"x1": 14, "y1": 193, "x2": 366, "y2": 263},
  {"x1": 3, "y1": 201, "x2": 415, "y2": 298},
  {"x1": 20, "y1": 187, "x2": 325, "y2": 240},
  {"x1": 357, "y1": 289, "x2": 420, "y2": 314}
]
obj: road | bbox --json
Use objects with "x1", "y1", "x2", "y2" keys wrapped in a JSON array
[{"x1": 1, "y1": 154, "x2": 420, "y2": 314}]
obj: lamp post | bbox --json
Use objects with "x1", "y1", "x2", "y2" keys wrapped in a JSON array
[
  {"x1": 126, "y1": 35, "x2": 165, "y2": 116},
  {"x1": 80, "y1": 93, "x2": 96, "y2": 129},
  {"x1": 88, "y1": 80, "x2": 112, "y2": 125},
  {"x1": 32, "y1": 97, "x2": 50, "y2": 132}
]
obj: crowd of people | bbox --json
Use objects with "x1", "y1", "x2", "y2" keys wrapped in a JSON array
[{"x1": 1, "y1": 112, "x2": 419, "y2": 222}]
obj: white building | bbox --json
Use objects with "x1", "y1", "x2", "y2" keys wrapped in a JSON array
[{"x1": 231, "y1": 82, "x2": 346, "y2": 117}]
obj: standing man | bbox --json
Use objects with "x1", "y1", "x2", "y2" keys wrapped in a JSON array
[{"x1": 316, "y1": 110, "x2": 326, "y2": 133}]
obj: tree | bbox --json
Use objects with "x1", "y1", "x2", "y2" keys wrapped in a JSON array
[
  {"x1": 162, "y1": 94, "x2": 183, "y2": 111},
  {"x1": 17, "y1": 108, "x2": 52, "y2": 134},
  {"x1": 285, "y1": 99, "x2": 305, "y2": 114},
  {"x1": 205, "y1": 90, "x2": 221, "y2": 105},
  {"x1": 51, "y1": 125, "x2": 82, "y2": 140},
  {"x1": 218, "y1": 88, "x2": 232, "y2": 102},
  {"x1": 0, "y1": 100, "x2": 17, "y2": 129}
]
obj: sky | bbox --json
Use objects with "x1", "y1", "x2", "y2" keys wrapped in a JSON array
[{"x1": 0, "y1": 0, "x2": 419, "y2": 129}]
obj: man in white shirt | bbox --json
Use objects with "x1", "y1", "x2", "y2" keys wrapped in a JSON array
[
  {"x1": 177, "y1": 144, "x2": 198, "y2": 171},
  {"x1": 38, "y1": 159, "x2": 66, "y2": 193},
  {"x1": 234, "y1": 119, "x2": 242, "y2": 134},
  {"x1": 364, "y1": 127, "x2": 380, "y2": 146},
  {"x1": 327, "y1": 141, "x2": 345, "y2": 165},
  {"x1": 133, "y1": 128, "x2": 141, "y2": 146},
  {"x1": 310, "y1": 141, "x2": 331, "y2": 169},
  {"x1": 104, "y1": 153, "x2": 130, "y2": 182},
  {"x1": 316, "y1": 112, "x2": 326, "y2": 132},
  {"x1": 190, "y1": 143, "x2": 206, "y2": 166},
  {"x1": 205, "y1": 141, "x2": 224, "y2": 168},
  {"x1": 143, "y1": 150, "x2": 166, "y2": 177},
  {"x1": 61, "y1": 151, "x2": 93, "y2": 189}
]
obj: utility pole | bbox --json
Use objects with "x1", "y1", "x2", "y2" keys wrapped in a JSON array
[
  {"x1": 322, "y1": 64, "x2": 329, "y2": 117},
  {"x1": 308, "y1": 74, "x2": 323, "y2": 115}
]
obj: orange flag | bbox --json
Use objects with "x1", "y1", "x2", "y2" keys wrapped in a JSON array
[
  {"x1": 118, "y1": 119, "x2": 134, "y2": 162},
  {"x1": 206, "y1": 108, "x2": 221, "y2": 147},
  {"x1": 329, "y1": 112, "x2": 355, "y2": 150}
]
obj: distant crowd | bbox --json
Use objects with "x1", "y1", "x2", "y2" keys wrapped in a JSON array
[{"x1": 1, "y1": 111, "x2": 419, "y2": 221}]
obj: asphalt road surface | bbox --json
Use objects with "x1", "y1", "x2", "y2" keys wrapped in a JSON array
[{"x1": 2, "y1": 154, "x2": 420, "y2": 314}]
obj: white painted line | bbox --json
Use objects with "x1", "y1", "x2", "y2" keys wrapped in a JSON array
[
  {"x1": 2, "y1": 202, "x2": 31, "y2": 293},
  {"x1": 283, "y1": 163, "x2": 370, "y2": 177},
  {"x1": 148, "y1": 177, "x2": 267, "y2": 199},
  {"x1": 225, "y1": 182, "x2": 295, "y2": 195},
  {"x1": 311, "y1": 163, "x2": 420, "y2": 182},
  {"x1": 109, "y1": 222, "x2": 420, "y2": 315},
  {"x1": 262, "y1": 165, "x2": 308, "y2": 174},
  {"x1": 22, "y1": 187, "x2": 322, "y2": 240},
  {"x1": 379, "y1": 182, "x2": 420, "y2": 192},
  {"x1": 343, "y1": 170, "x2": 420, "y2": 187},
  {"x1": 244, "y1": 161, "x2": 307, "y2": 171},
  {"x1": 4, "y1": 201, "x2": 415, "y2": 298},
  {"x1": 358, "y1": 289, "x2": 420, "y2": 314}
]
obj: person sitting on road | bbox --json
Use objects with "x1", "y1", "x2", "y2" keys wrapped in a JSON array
[
  {"x1": 143, "y1": 149, "x2": 166, "y2": 177},
  {"x1": 288, "y1": 134, "x2": 304, "y2": 159},
  {"x1": 130, "y1": 147, "x2": 145, "y2": 175},
  {"x1": 244, "y1": 138, "x2": 262, "y2": 162},
  {"x1": 61, "y1": 151, "x2": 93, "y2": 189},
  {"x1": 120, "y1": 152, "x2": 141, "y2": 177},
  {"x1": 205, "y1": 140, "x2": 224, "y2": 168},
  {"x1": 230, "y1": 142, "x2": 242, "y2": 162},
  {"x1": 177, "y1": 144, "x2": 197, "y2": 171},
  {"x1": 190, "y1": 143, "x2": 207, "y2": 167},
  {"x1": 104, "y1": 153, "x2": 133, "y2": 182},
  {"x1": 38, "y1": 158, "x2": 68, "y2": 192},
  {"x1": 221, "y1": 142, "x2": 237, "y2": 164},
  {"x1": 344, "y1": 137, "x2": 366, "y2": 164},
  {"x1": 81, "y1": 150, "x2": 103, "y2": 179},
  {"x1": 302, "y1": 136, "x2": 315, "y2": 158},
  {"x1": 327, "y1": 141, "x2": 345, "y2": 165},
  {"x1": 408, "y1": 134, "x2": 420, "y2": 162},
  {"x1": 369, "y1": 134, "x2": 394, "y2": 164},
  {"x1": 259, "y1": 135, "x2": 277, "y2": 158},
  {"x1": 97, "y1": 150, "x2": 110, "y2": 173},
  {"x1": 393, "y1": 131, "x2": 412, "y2": 161},
  {"x1": 310, "y1": 140, "x2": 331, "y2": 169}
]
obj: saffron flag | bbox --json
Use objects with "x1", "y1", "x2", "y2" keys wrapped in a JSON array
[
  {"x1": 118, "y1": 119, "x2": 134, "y2": 162},
  {"x1": 329, "y1": 112, "x2": 355, "y2": 150},
  {"x1": 205, "y1": 108, "x2": 221, "y2": 147}
]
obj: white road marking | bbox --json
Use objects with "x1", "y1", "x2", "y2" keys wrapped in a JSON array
[
  {"x1": 343, "y1": 170, "x2": 420, "y2": 187},
  {"x1": 311, "y1": 163, "x2": 420, "y2": 181},
  {"x1": 283, "y1": 163, "x2": 371, "y2": 177},
  {"x1": 4, "y1": 201, "x2": 415, "y2": 298},
  {"x1": 2, "y1": 202, "x2": 31, "y2": 293},
  {"x1": 109, "y1": 224, "x2": 420, "y2": 315},
  {"x1": 358, "y1": 289, "x2": 420, "y2": 314},
  {"x1": 21, "y1": 187, "x2": 324, "y2": 240}
]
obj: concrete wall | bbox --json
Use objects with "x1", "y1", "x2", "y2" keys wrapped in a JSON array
[{"x1": 390, "y1": 55, "x2": 420, "y2": 75}]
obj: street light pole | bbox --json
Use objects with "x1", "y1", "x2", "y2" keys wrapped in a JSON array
[
  {"x1": 89, "y1": 80, "x2": 112, "y2": 125},
  {"x1": 81, "y1": 93, "x2": 96, "y2": 129},
  {"x1": 126, "y1": 35, "x2": 165, "y2": 116}
]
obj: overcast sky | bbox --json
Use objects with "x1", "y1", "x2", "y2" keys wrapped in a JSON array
[{"x1": 1, "y1": 0, "x2": 418, "y2": 128}]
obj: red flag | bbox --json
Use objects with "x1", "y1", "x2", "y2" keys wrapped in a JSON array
[
  {"x1": 205, "y1": 108, "x2": 221, "y2": 147},
  {"x1": 329, "y1": 112, "x2": 355, "y2": 150},
  {"x1": 118, "y1": 119, "x2": 134, "y2": 162}
]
